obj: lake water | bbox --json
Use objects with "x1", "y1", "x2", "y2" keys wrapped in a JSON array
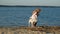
[{"x1": 0, "y1": 6, "x2": 60, "y2": 27}]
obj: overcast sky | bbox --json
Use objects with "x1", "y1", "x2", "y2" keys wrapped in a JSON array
[{"x1": 0, "y1": 0, "x2": 60, "y2": 6}]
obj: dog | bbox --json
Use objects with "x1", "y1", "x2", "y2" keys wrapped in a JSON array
[{"x1": 28, "y1": 8, "x2": 41, "y2": 27}]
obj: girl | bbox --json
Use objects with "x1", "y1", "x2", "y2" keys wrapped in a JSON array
[{"x1": 29, "y1": 8, "x2": 41, "y2": 27}]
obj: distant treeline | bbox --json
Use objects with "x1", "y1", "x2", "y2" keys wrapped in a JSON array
[{"x1": 0, "y1": 5, "x2": 60, "y2": 8}]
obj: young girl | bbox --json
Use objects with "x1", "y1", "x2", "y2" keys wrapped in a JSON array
[{"x1": 29, "y1": 8, "x2": 41, "y2": 27}]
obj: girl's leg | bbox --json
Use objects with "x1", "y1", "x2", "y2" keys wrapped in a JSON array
[
  {"x1": 33, "y1": 22, "x2": 37, "y2": 27},
  {"x1": 28, "y1": 22, "x2": 31, "y2": 27}
]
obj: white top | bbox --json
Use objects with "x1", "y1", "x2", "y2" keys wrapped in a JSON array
[{"x1": 30, "y1": 12, "x2": 37, "y2": 19}]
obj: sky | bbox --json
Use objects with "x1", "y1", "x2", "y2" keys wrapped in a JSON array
[{"x1": 0, "y1": 0, "x2": 60, "y2": 6}]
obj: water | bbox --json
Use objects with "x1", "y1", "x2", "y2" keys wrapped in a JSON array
[{"x1": 0, "y1": 6, "x2": 60, "y2": 27}]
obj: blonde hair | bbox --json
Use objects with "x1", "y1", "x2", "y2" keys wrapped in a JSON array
[{"x1": 32, "y1": 8, "x2": 41, "y2": 15}]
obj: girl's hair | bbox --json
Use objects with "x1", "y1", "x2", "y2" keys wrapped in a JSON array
[
  {"x1": 35, "y1": 8, "x2": 41, "y2": 12},
  {"x1": 32, "y1": 8, "x2": 41, "y2": 15}
]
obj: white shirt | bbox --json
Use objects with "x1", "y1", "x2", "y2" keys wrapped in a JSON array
[
  {"x1": 29, "y1": 12, "x2": 38, "y2": 24},
  {"x1": 30, "y1": 12, "x2": 37, "y2": 19}
]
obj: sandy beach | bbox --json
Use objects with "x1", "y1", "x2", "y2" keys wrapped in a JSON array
[{"x1": 0, "y1": 26, "x2": 60, "y2": 34}]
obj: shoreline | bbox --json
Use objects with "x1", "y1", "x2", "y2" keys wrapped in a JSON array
[
  {"x1": 0, "y1": 26, "x2": 60, "y2": 34},
  {"x1": 0, "y1": 26, "x2": 60, "y2": 31}
]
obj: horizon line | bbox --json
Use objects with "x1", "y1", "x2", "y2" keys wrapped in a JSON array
[{"x1": 0, "y1": 5, "x2": 60, "y2": 8}]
